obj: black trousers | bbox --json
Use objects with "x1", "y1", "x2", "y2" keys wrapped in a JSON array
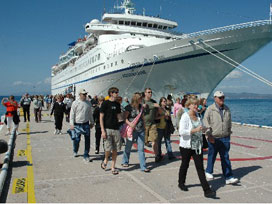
[
  {"x1": 23, "y1": 105, "x2": 30, "y2": 122},
  {"x1": 95, "y1": 127, "x2": 101, "y2": 151},
  {"x1": 54, "y1": 114, "x2": 64, "y2": 130},
  {"x1": 66, "y1": 107, "x2": 71, "y2": 122},
  {"x1": 178, "y1": 147, "x2": 210, "y2": 192}
]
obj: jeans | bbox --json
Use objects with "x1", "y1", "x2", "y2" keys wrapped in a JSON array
[
  {"x1": 157, "y1": 128, "x2": 173, "y2": 158},
  {"x1": 122, "y1": 130, "x2": 147, "y2": 171},
  {"x1": 73, "y1": 123, "x2": 91, "y2": 158},
  {"x1": 206, "y1": 136, "x2": 233, "y2": 179}
]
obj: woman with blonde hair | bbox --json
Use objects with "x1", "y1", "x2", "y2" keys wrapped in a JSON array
[
  {"x1": 121, "y1": 92, "x2": 150, "y2": 172},
  {"x1": 178, "y1": 98, "x2": 216, "y2": 198}
]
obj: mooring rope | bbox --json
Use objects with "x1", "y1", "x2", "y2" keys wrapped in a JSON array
[{"x1": 190, "y1": 40, "x2": 272, "y2": 87}]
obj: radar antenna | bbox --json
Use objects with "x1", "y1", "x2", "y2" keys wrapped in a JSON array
[{"x1": 115, "y1": 0, "x2": 136, "y2": 14}]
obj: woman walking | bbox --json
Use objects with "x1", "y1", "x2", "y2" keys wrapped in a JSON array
[
  {"x1": 157, "y1": 97, "x2": 175, "y2": 160},
  {"x1": 93, "y1": 96, "x2": 104, "y2": 154},
  {"x1": 121, "y1": 92, "x2": 150, "y2": 172},
  {"x1": 178, "y1": 97, "x2": 216, "y2": 198},
  {"x1": 1, "y1": 96, "x2": 20, "y2": 135},
  {"x1": 50, "y1": 95, "x2": 66, "y2": 134}
]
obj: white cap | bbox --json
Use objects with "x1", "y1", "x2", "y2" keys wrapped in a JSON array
[
  {"x1": 214, "y1": 91, "x2": 224, "y2": 97},
  {"x1": 79, "y1": 88, "x2": 88, "y2": 95}
]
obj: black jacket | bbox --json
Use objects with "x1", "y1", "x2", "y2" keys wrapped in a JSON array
[{"x1": 51, "y1": 102, "x2": 66, "y2": 116}]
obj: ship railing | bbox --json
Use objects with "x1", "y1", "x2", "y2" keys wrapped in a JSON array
[{"x1": 182, "y1": 20, "x2": 271, "y2": 39}]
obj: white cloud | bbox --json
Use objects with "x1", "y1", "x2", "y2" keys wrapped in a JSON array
[
  {"x1": 226, "y1": 70, "x2": 243, "y2": 79},
  {"x1": 13, "y1": 81, "x2": 33, "y2": 86}
]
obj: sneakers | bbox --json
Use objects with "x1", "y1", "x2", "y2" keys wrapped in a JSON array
[
  {"x1": 54, "y1": 129, "x2": 58, "y2": 135},
  {"x1": 58, "y1": 130, "x2": 62, "y2": 135},
  {"x1": 205, "y1": 172, "x2": 214, "y2": 180},
  {"x1": 16, "y1": 130, "x2": 19, "y2": 135},
  {"x1": 73, "y1": 152, "x2": 78, "y2": 157},
  {"x1": 204, "y1": 189, "x2": 216, "y2": 198},
  {"x1": 226, "y1": 177, "x2": 239, "y2": 185},
  {"x1": 83, "y1": 157, "x2": 92, "y2": 163},
  {"x1": 5, "y1": 131, "x2": 11, "y2": 136},
  {"x1": 95, "y1": 150, "x2": 99, "y2": 154}
]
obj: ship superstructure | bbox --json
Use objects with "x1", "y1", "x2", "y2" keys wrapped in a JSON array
[{"x1": 51, "y1": 0, "x2": 272, "y2": 99}]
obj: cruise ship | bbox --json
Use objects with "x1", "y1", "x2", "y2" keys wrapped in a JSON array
[{"x1": 51, "y1": 0, "x2": 272, "y2": 99}]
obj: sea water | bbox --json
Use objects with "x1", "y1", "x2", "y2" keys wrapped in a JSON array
[{"x1": 0, "y1": 96, "x2": 271, "y2": 126}]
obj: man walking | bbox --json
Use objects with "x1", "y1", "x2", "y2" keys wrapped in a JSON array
[
  {"x1": 70, "y1": 89, "x2": 94, "y2": 162},
  {"x1": 143, "y1": 88, "x2": 161, "y2": 162},
  {"x1": 203, "y1": 91, "x2": 239, "y2": 185},
  {"x1": 100, "y1": 87, "x2": 122, "y2": 175},
  {"x1": 20, "y1": 93, "x2": 31, "y2": 122}
]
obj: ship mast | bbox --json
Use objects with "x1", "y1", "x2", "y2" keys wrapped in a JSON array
[{"x1": 115, "y1": 0, "x2": 136, "y2": 15}]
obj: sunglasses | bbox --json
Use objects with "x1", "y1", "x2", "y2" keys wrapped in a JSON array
[
  {"x1": 218, "y1": 96, "x2": 225, "y2": 99},
  {"x1": 146, "y1": 91, "x2": 152, "y2": 94},
  {"x1": 112, "y1": 91, "x2": 119, "y2": 94}
]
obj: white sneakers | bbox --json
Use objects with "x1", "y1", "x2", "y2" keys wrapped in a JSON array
[
  {"x1": 206, "y1": 172, "x2": 239, "y2": 184},
  {"x1": 54, "y1": 129, "x2": 62, "y2": 135},
  {"x1": 226, "y1": 177, "x2": 239, "y2": 185},
  {"x1": 5, "y1": 131, "x2": 11, "y2": 136},
  {"x1": 205, "y1": 172, "x2": 214, "y2": 180}
]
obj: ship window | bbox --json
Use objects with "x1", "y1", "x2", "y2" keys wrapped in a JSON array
[
  {"x1": 148, "y1": 24, "x2": 152, "y2": 28},
  {"x1": 119, "y1": 21, "x2": 124, "y2": 25},
  {"x1": 143, "y1": 22, "x2": 147, "y2": 27},
  {"x1": 115, "y1": 61, "x2": 117, "y2": 65},
  {"x1": 131, "y1": 21, "x2": 136, "y2": 26},
  {"x1": 92, "y1": 57, "x2": 94, "y2": 62},
  {"x1": 121, "y1": 59, "x2": 124, "y2": 63},
  {"x1": 125, "y1": 21, "x2": 130, "y2": 25},
  {"x1": 112, "y1": 20, "x2": 117, "y2": 24},
  {"x1": 104, "y1": 66, "x2": 106, "y2": 69},
  {"x1": 158, "y1": 25, "x2": 162, "y2": 29},
  {"x1": 153, "y1": 24, "x2": 158, "y2": 28},
  {"x1": 136, "y1": 22, "x2": 142, "y2": 26},
  {"x1": 111, "y1": 63, "x2": 113, "y2": 67},
  {"x1": 163, "y1": 26, "x2": 167, "y2": 30},
  {"x1": 98, "y1": 54, "x2": 100, "y2": 60}
]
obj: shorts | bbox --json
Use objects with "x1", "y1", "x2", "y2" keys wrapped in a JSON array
[
  {"x1": 104, "y1": 129, "x2": 122, "y2": 152},
  {"x1": 145, "y1": 124, "x2": 158, "y2": 142}
]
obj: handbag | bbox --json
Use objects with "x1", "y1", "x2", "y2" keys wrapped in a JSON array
[
  {"x1": 202, "y1": 134, "x2": 208, "y2": 149},
  {"x1": 121, "y1": 107, "x2": 143, "y2": 141}
]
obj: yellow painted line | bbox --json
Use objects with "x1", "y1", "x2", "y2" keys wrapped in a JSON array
[
  {"x1": 12, "y1": 178, "x2": 27, "y2": 194},
  {"x1": 26, "y1": 123, "x2": 36, "y2": 203},
  {"x1": 17, "y1": 150, "x2": 27, "y2": 157}
]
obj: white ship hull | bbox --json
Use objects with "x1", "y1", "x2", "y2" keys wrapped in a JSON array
[{"x1": 52, "y1": 22, "x2": 272, "y2": 99}]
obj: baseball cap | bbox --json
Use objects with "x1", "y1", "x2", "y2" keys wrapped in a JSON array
[
  {"x1": 214, "y1": 91, "x2": 224, "y2": 97},
  {"x1": 79, "y1": 88, "x2": 88, "y2": 95}
]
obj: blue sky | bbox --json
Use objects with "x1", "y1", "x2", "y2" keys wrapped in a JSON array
[{"x1": 0, "y1": 0, "x2": 272, "y2": 96}]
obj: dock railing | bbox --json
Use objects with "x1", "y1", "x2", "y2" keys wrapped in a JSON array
[
  {"x1": 0, "y1": 130, "x2": 16, "y2": 197},
  {"x1": 181, "y1": 20, "x2": 272, "y2": 39}
]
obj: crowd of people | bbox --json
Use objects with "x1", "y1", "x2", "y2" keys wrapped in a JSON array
[{"x1": 1, "y1": 88, "x2": 240, "y2": 199}]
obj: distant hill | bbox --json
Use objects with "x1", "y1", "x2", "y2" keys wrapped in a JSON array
[{"x1": 217, "y1": 92, "x2": 272, "y2": 99}]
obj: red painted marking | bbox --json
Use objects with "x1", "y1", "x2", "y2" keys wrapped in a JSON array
[
  {"x1": 230, "y1": 142, "x2": 256, "y2": 149},
  {"x1": 131, "y1": 135, "x2": 272, "y2": 161},
  {"x1": 232, "y1": 136, "x2": 272, "y2": 143}
]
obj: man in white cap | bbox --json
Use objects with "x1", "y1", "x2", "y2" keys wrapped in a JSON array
[
  {"x1": 70, "y1": 88, "x2": 94, "y2": 162},
  {"x1": 203, "y1": 91, "x2": 239, "y2": 185}
]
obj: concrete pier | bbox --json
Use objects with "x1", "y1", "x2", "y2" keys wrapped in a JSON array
[{"x1": 1, "y1": 109, "x2": 272, "y2": 203}]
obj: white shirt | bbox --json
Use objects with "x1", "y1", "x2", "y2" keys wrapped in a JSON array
[
  {"x1": 178, "y1": 112, "x2": 201, "y2": 148},
  {"x1": 70, "y1": 99, "x2": 94, "y2": 126}
]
